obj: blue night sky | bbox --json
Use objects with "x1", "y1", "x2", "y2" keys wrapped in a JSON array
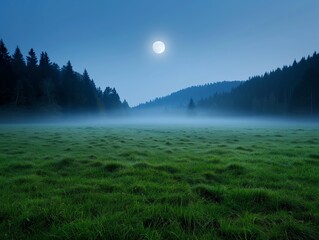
[{"x1": 1, "y1": 0, "x2": 319, "y2": 106}]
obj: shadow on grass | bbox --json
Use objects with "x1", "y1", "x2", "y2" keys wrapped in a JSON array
[{"x1": 193, "y1": 185, "x2": 224, "y2": 203}]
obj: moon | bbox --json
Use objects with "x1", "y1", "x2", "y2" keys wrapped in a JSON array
[{"x1": 152, "y1": 41, "x2": 165, "y2": 54}]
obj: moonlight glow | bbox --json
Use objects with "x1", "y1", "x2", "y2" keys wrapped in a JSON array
[{"x1": 152, "y1": 41, "x2": 165, "y2": 54}]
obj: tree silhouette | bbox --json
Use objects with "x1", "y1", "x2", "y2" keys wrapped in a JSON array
[
  {"x1": 39, "y1": 52, "x2": 50, "y2": 67},
  {"x1": 187, "y1": 98, "x2": 196, "y2": 116},
  {"x1": 0, "y1": 40, "x2": 13, "y2": 104},
  {"x1": 122, "y1": 99, "x2": 130, "y2": 109},
  {"x1": 188, "y1": 98, "x2": 195, "y2": 110},
  {"x1": 26, "y1": 48, "x2": 38, "y2": 70},
  {"x1": 37, "y1": 51, "x2": 53, "y2": 102},
  {"x1": 12, "y1": 47, "x2": 25, "y2": 71},
  {"x1": 103, "y1": 87, "x2": 122, "y2": 110},
  {"x1": 82, "y1": 69, "x2": 98, "y2": 111},
  {"x1": 12, "y1": 47, "x2": 26, "y2": 105},
  {"x1": 0, "y1": 40, "x2": 128, "y2": 115}
]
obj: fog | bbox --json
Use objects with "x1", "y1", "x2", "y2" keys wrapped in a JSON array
[{"x1": 1, "y1": 109, "x2": 318, "y2": 129}]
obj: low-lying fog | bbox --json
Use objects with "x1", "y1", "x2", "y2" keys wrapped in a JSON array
[{"x1": 1, "y1": 111, "x2": 318, "y2": 129}]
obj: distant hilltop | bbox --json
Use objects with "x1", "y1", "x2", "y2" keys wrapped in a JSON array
[
  {"x1": 136, "y1": 81, "x2": 242, "y2": 110},
  {"x1": 136, "y1": 51, "x2": 319, "y2": 117}
]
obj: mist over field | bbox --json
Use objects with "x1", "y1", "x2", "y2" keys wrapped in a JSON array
[{"x1": 0, "y1": 112, "x2": 319, "y2": 132}]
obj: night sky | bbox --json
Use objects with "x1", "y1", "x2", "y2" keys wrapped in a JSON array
[{"x1": 1, "y1": 0, "x2": 319, "y2": 106}]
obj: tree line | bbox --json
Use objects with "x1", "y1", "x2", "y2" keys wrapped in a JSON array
[
  {"x1": 137, "y1": 81, "x2": 241, "y2": 110},
  {"x1": 0, "y1": 40, "x2": 129, "y2": 114},
  {"x1": 197, "y1": 52, "x2": 319, "y2": 116}
]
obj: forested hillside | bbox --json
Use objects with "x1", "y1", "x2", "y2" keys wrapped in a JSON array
[
  {"x1": 198, "y1": 52, "x2": 319, "y2": 115},
  {"x1": 137, "y1": 81, "x2": 241, "y2": 110},
  {"x1": 0, "y1": 40, "x2": 129, "y2": 115}
]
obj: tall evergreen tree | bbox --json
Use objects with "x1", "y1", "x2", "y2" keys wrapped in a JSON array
[
  {"x1": 39, "y1": 52, "x2": 50, "y2": 67},
  {"x1": 82, "y1": 69, "x2": 98, "y2": 110},
  {"x1": 12, "y1": 47, "x2": 25, "y2": 69},
  {"x1": 0, "y1": 40, "x2": 11, "y2": 63},
  {"x1": 26, "y1": 48, "x2": 39, "y2": 104},
  {"x1": 59, "y1": 61, "x2": 81, "y2": 111},
  {"x1": 103, "y1": 87, "x2": 122, "y2": 110},
  {"x1": 122, "y1": 99, "x2": 129, "y2": 109},
  {"x1": 0, "y1": 40, "x2": 13, "y2": 104},
  {"x1": 26, "y1": 48, "x2": 38, "y2": 70},
  {"x1": 188, "y1": 98, "x2": 195, "y2": 110},
  {"x1": 39, "y1": 52, "x2": 55, "y2": 104},
  {"x1": 12, "y1": 47, "x2": 26, "y2": 105}
]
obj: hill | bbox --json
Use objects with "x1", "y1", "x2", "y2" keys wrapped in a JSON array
[
  {"x1": 198, "y1": 52, "x2": 319, "y2": 116},
  {"x1": 136, "y1": 81, "x2": 242, "y2": 111}
]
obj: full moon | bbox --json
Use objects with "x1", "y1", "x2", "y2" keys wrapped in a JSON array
[{"x1": 152, "y1": 41, "x2": 165, "y2": 54}]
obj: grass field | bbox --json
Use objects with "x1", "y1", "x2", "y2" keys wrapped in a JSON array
[{"x1": 0, "y1": 122, "x2": 319, "y2": 239}]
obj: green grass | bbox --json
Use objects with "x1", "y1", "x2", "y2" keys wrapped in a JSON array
[{"x1": 0, "y1": 123, "x2": 319, "y2": 239}]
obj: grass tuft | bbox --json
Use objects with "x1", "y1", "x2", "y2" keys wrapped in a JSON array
[
  {"x1": 203, "y1": 172, "x2": 223, "y2": 183},
  {"x1": 104, "y1": 162, "x2": 125, "y2": 172},
  {"x1": 193, "y1": 185, "x2": 224, "y2": 203},
  {"x1": 155, "y1": 165, "x2": 179, "y2": 174},
  {"x1": 52, "y1": 158, "x2": 75, "y2": 170},
  {"x1": 219, "y1": 163, "x2": 247, "y2": 175},
  {"x1": 89, "y1": 161, "x2": 104, "y2": 167},
  {"x1": 236, "y1": 146, "x2": 254, "y2": 152},
  {"x1": 143, "y1": 215, "x2": 172, "y2": 229},
  {"x1": 133, "y1": 162, "x2": 153, "y2": 169},
  {"x1": 278, "y1": 222, "x2": 319, "y2": 240},
  {"x1": 7, "y1": 162, "x2": 34, "y2": 171}
]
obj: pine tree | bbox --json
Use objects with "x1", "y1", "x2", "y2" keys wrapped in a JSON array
[
  {"x1": 82, "y1": 69, "x2": 98, "y2": 110},
  {"x1": 0, "y1": 40, "x2": 11, "y2": 63},
  {"x1": 103, "y1": 87, "x2": 122, "y2": 110},
  {"x1": 39, "y1": 52, "x2": 50, "y2": 67},
  {"x1": 188, "y1": 98, "x2": 195, "y2": 110},
  {"x1": 39, "y1": 52, "x2": 55, "y2": 104},
  {"x1": 12, "y1": 47, "x2": 25, "y2": 70},
  {"x1": 0, "y1": 40, "x2": 13, "y2": 104},
  {"x1": 60, "y1": 61, "x2": 74, "y2": 110},
  {"x1": 26, "y1": 48, "x2": 38, "y2": 70},
  {"x1": 25, "y1": 48, "x2": 39, "y2": 104},
  {"x1": 59, "y1": 61, "x2": 83, "y2": 111},
  {"x1": 187, "y1": 98, "x2": 196, "y2": 116},
  {"x1": 122, "y1": 99, "x2": 130, "y2": 109},
  {"x1": 12, "y1": 47, "x2": 27, "y2": 105}
]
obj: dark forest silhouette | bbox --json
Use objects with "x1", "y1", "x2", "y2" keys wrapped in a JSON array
[
  {"x1": 196, "y1": 52, "x2": 319, "y2": 116},
  {"x1": 0, "y1": 40, "x2": 128, "y2": 115}
]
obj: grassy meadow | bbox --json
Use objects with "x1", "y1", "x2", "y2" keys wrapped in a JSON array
[{"x1": 0, "y1": 122, "x2": 318, "y2": 239}]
